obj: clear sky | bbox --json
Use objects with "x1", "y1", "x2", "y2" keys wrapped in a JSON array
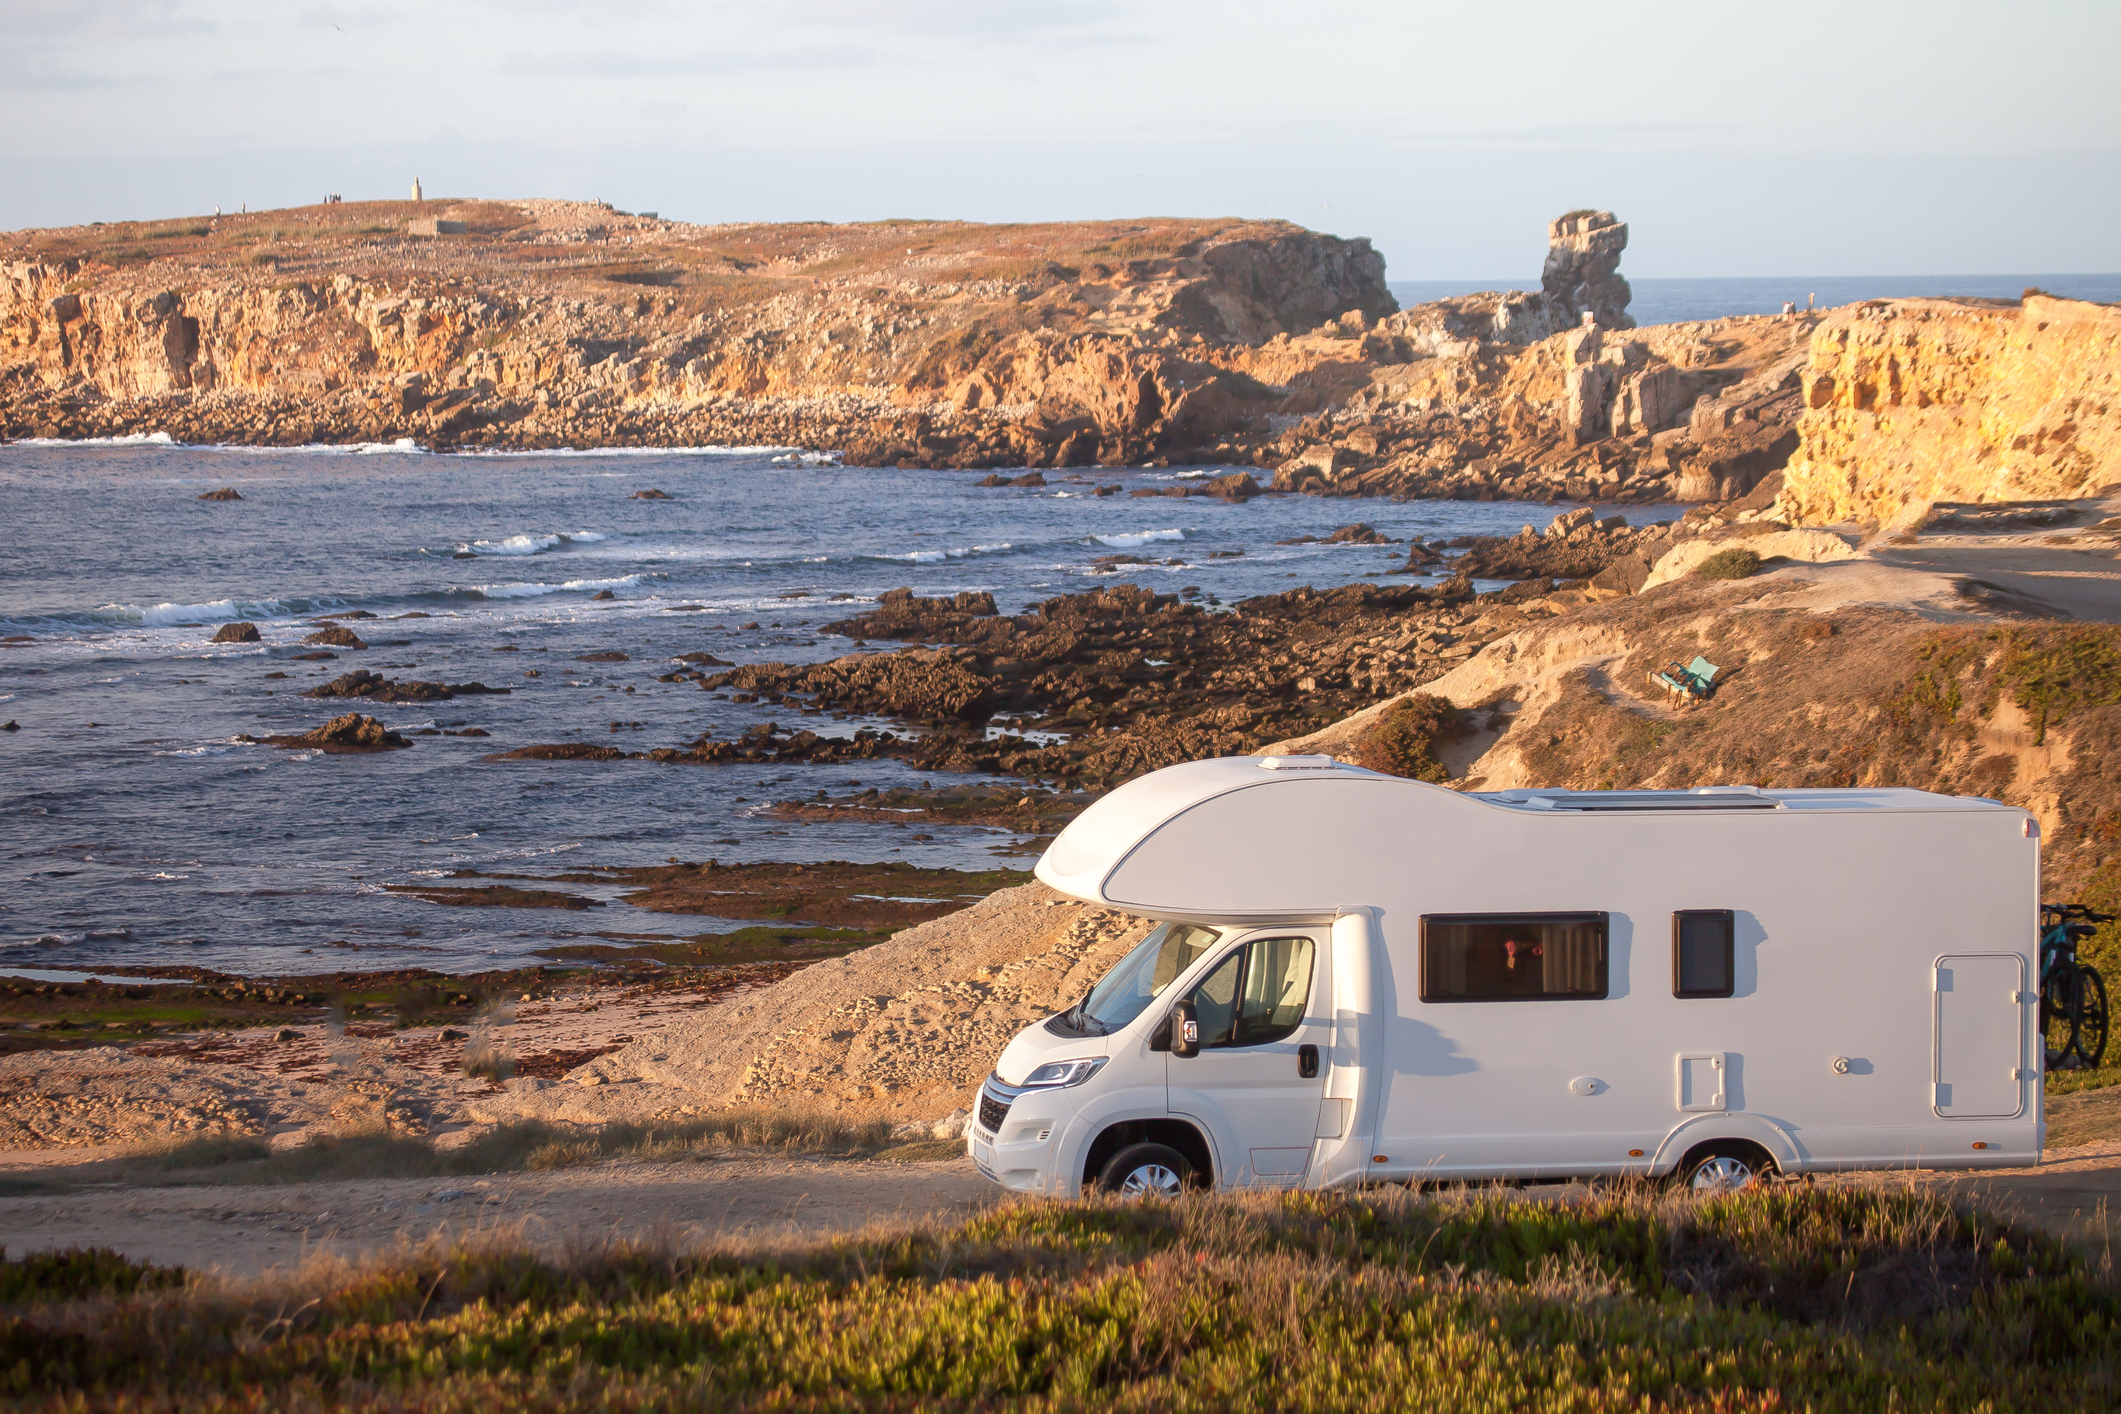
[{"x1": 6, "y1": 0, "x2": 2117, "y2": 278}]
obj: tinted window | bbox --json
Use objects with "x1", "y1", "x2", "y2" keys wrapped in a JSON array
[
  {"x1": 1673, "y1": 910, "x2": 1735, "y2": 998},
  {"x1": 1420, "y1": 913, "x2": 1609, "y2": 1002},
  {"x1": 1187, "y1": 936, "x2": 1317, "y2": 1048}
]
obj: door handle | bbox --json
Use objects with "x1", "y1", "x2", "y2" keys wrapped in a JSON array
[{"x1": 1297, "y1": 1044, "x2": 1319, "y2": 1079}]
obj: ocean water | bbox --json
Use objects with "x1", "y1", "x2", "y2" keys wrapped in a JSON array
[
  {"x1": 0, "y1": 443, "x2": 1668, "y2": 978},
  {"x1": 1388, "y1": 273, "x2": 2121, "y2": 327}
]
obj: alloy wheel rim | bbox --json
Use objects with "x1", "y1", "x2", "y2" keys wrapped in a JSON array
[
  {"x1": 1119, "y1": 1163, "x2": 1183, "y2": 1198},
  {"x1": 1690, "y1": 1156, "x2": 1754, "y2": 1192}
]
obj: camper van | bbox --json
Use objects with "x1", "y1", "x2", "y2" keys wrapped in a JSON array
[{"x1": 968, "y1": 755, "x2": 2042, "y2": 1196}]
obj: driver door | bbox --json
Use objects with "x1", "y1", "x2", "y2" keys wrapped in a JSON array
[{"x1": 1166, "y1": 931, "x2": 1331, "y2": 1186}]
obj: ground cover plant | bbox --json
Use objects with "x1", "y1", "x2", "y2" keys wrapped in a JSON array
[{"x1": 1, "y1": 1185, "x2": 2114, "y2": 1409}]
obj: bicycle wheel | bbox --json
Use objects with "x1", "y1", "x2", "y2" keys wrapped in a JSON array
[
  {"x1": 2044, "y1": 968, "x2": 2082, "y2": 1069},
  {"x1": 2074, "y1": 967, "x2": 2109, "y2": 1069}
]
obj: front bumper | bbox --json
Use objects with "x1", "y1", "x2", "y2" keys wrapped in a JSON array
[{"x1": 966, "y1": 1073, "x2": 1062, "y2": 1193}]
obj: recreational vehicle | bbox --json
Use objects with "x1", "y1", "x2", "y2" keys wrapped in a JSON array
[{"x1": 968, "y1": 755, "x2": 2042, "y2": 1196}]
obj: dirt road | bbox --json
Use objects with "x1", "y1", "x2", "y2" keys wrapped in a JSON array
[
  {"x1": 0, "y1": 1154, "x2": 1002, "y2": 1278},
  {"x1": 8, "y1": 1143, "x2": 2121, "y2": 1280}
]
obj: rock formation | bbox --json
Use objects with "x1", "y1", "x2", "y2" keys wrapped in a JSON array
[
  {"x1": 1540, "y1": 210, "x2": 1633, "y2": 331},
  {"x1": 251, "y1": 713, "x2": 410, "y2": 752},
  {"x1": 209, "y1": 621, "x2": 260, "y2": 643},
  {"x1": 19, "y1": 199, "x2": 2074, "y2": 520},
  {"x1": 1776, "y1": 295, "x2": 2121, "y2": 528}
]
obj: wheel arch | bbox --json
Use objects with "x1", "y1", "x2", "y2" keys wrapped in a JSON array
[
  {"x1": 1650, "y1": 1112, "x2": 1802, "y2": 1178},
  {"x1": 1082, "y1": 1118, "x2": 1215, "y2": 1191}
]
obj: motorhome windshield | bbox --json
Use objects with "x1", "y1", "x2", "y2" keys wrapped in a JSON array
[{"x1": 1058, "y1": 923, "x2": 1222, "y2": 1036}]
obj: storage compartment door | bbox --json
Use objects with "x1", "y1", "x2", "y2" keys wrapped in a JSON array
[{"x1": 1932, "y1": 954, "x2": 2027, "y2": 1119}]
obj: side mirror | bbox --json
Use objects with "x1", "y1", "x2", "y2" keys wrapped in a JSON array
[{"x1": 1169, "y1": 999, "x2": 1200, "y2": 1059}]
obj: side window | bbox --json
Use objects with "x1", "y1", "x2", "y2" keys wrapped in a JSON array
[
  {"x1": 1673, "y1": 910, "x2": 1735, "y2": 998},
  {"x1": 1420, "y1": 913, "x2": 1608, "y2": 1002},
  {"x1": 1233, "y1": 935, "x2": 1315, "y2": 1046},
  {"x1": 1185, "y1": 936, "x2": 1318, "y2": 1048},
  {"x1": 1188, "y1": 951, "x2": 1244, "y2": 1048}
]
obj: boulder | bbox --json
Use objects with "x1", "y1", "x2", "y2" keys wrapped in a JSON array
[
  {"x1": 210, "y1": 621, "x2": 261, "y2": 644},
  {"x1": 197, "y1": 487, "x2": 242, "y2": 501},
  {"x1": 257, "y1": 713, "x2": 411, "y2": 752},
  {"x1": 1323, "y1": 523, "x2": 1392, "y2": 545},
  {"x1": 302, "y1": 626, "x2": 368, "y2": 649},
  {"x1": 631, "y1": 488, "x2": 673, "y2": 500}
]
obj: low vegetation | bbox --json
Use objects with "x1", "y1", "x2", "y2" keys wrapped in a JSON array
[
  {"x1": 1352, "y1": 692, "x2": 1466, "y2": 782},
  {"x1": 1, "y1": 1185, "x2": 2114, "y2": 1409},
  {"x1": 1694, "y1": 546, "x2": 1764, "y2": 579}
]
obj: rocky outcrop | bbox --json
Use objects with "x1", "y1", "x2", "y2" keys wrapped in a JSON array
[
  {"x1": 209, "y1": 621, "x2": 259, "y2": 644},
  {"x1": 305, "y1": 669, "x2": 509, "y2": 702},
  {"x1": 302, "y1": 626, "x2": 367, "y2": 649},
  {"x1": 1777, "y1": 295, "x2": 2121, "y2": 529},
  {"x1": 252, "y1": 713, "x2": 410, "y2": 752},
  {"x1": 1541, "y1": 210, "x2": 1634, "y2": 331}
]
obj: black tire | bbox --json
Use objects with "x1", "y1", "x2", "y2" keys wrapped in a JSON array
[
  {"x1": 2044, "y1": 968, "x2": 2082, "y2": 1069},
  {"x1": 1097, "y1": 1142, "x2": 1193, "y2": 1198},
  {"x1": 2075, "y1": 966, "x2": 2109, "y2": 1069},
  {"x1": 1677, "y1": 1143, "x2": 1773, "y2": 1194}
]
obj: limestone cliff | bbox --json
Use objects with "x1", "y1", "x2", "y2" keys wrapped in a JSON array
[
  {"x1": 0, "y1": 199, "x2": 1822, "y2": 506},
  {"x1": 0, "y1": 200, "x2": 1392, "y2": 466},
  {"x1": 1775, "y1": 295, "x2": 2121, "y2": 529}
]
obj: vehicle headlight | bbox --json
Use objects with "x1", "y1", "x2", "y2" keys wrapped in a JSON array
[{"x1": 1021, "y1": 1057, "x2": 1109, "y2": 1088}]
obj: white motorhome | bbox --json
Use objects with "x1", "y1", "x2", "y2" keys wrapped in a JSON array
[{"x1": 968, "y1": 755, "x2": 2043, "y2": 1196}]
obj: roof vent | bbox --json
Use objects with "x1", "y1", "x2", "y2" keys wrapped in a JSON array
[{"x1": 1258, "y1": 754, "x2": 1343, "y2": 772}]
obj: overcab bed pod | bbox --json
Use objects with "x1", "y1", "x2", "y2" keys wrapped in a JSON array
[{"x1": 1029, "y1": 755, "x2": 2042, "y2": 1190}]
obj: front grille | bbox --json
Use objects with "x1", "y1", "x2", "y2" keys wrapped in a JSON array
[{"x1": 977, "y1": 1091, "x2": 1011, "y2": 1134}]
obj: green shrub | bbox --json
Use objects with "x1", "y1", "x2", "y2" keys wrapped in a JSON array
[
  {"x1": 0, "y1": 1247, "x2": 184, "y2": 1305},
  {"x1": 1695, "y1": 547, "x2": 1764, "y2": 580},
  {"x1": 1353, "y1": 693, "x2": 1467, "y2": 782}
]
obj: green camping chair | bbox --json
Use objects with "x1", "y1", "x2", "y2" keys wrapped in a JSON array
[{"x1": 1654, "y1": 655, "x2": 1720, "y2": 701}]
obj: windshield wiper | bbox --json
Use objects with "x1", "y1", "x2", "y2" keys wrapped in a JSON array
[{"x1": 1061, "y1": 992, "x2": 1107, "y2": 1036}]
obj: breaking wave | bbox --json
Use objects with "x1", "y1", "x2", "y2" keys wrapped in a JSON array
[
  {"x1": 464, "y1": 574, "x2": 645, "y2": 600},
  {"x1": 874, "y1": 542, "x2": 1013, "y2": 565},
  {"x1": 1092, "y1": 529, "x2": 1186, "y2": 549},
  {"x1": 457, "y1": 531, "x2": 608, "y2": 557}
]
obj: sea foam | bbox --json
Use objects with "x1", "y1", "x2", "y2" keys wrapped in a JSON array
[
  {"x1": 877, "y1": 542, "x2": 1013, "y2": 565},
  {"x1": 1092, "y1": 529, "x2": 1185, "y2": 549},
  {"x1": 460, "y1": 530, "x2": 608, "y2": 556},
  {"x1": 468, "y1": 574, "x2": 645, "y2": 600}
]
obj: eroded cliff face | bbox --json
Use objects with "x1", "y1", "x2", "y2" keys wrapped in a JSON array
[
  {"x1": 1778, "y1": 295, "x2": 2121, "y2": 528},
  {"x1": 0, "y1": 202, "x2": 1394, "y2": 464},
  {"x1": 0, "y1": 198, "x2": 1833, "y2": 508}
]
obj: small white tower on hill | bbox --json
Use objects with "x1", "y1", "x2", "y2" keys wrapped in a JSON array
[{"x1": 411, "y1": 178, "x2": 423, "y2": 202}]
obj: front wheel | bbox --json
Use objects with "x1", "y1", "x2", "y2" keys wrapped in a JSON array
[
  {"x1": 2075, "y1": 967, "x2": 2109, "y2": 1069},
  {"x1": 1097, "y1": 1142, "x2": 1193, "y2": 1198},
  {"x1": 1679, "y1": 1144, "x2": 1772, "y2": 1194}
]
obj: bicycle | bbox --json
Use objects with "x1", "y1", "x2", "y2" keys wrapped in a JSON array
[{"x1": 2040, "y1": 903, "x2": 2111, "y2": 1070}]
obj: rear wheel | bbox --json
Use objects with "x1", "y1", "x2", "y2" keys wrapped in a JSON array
[
  {"x1": 2044, "y1": 968, "x2": 2082, "y2": 1069},
  {"x1": 1097, "y1": 1142, "x2": 1192, "y2": 1198},
  {"x1": 2075, "y1": 967, "x2": 2109, "y2": 1068},
  {"x1": 1679, "y1": 1144, "x2": 1772, "y2": 1194}
]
